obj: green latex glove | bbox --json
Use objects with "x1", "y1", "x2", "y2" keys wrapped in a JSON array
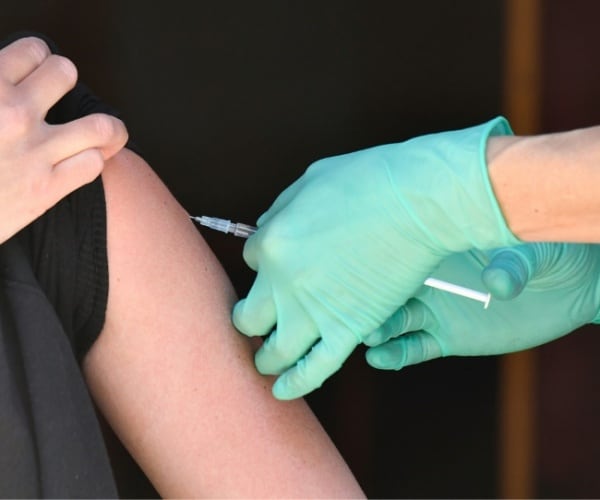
[
  {"x1": 365, "y1": 243, "x2": 600, "y2": 370},
  {"x1": 233, "y1": 117, "x2": 519, "y2": 400}
]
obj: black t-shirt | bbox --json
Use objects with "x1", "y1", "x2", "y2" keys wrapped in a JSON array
[{"x1": 0, "y1": 32, "x2": 137, "y2": 497}]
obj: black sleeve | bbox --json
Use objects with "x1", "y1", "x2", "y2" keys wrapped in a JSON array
[
  {"x1": 4, "y1": 31, "x2": 140, "y2": 360},
  {"x1": 0, "y1": 31, "x2": 127, "y2": 498}
]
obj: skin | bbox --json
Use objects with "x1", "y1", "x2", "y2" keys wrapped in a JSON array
[
  {"x1": 83, "y1": 148, "x2": 365, "y2": 498},
  {"x1": 0, "y1": 37, "x2": 127, "y2": 243},
  {"x1": 488, "y1": 128, "x2": 600, "y2": 243}
]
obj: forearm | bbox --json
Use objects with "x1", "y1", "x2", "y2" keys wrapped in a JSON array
[{"x1": 487, "y1": 126, "x2": 600, "y2": 242}]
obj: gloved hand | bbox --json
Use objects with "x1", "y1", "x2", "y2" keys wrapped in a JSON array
[
  {"x1": 364, "y1": 243, "x2": 600, "y2": 370},
  {"x1": 233, "y1": 117, "x2": 519, "y2": 400}
]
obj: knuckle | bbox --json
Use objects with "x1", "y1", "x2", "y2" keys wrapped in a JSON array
[
  {"x1": 0, "y1": 98, "x2": 34, "y2": 137},
  {"x1": 306, "y1": 158, "x2": 325, "y2": 172},
  {"x1": 49, "y1": 54, "x2": 78, "y2": 85},
  {"x1": 19, "y1": 37, "x2": 51, "y2": 64},
  {"x1": 87, "y1": 113, "x2": 117, "y2": 141}
]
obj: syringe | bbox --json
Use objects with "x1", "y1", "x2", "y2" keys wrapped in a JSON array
[
  {"x1": 191, "y1": 215, "x2": 257, "y2": 238},
  {"x1": 191, "y1": 215, "x2": 491, "y2": 308}
]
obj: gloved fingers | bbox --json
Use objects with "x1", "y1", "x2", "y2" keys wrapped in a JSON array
[
  {"x1": 254, "y1": 298, "x2": 319, "y2": 374},
  {"x1": 365, "y1": 331, "x2": 443, "y2": 370},
  {"x1": 232, "y1": 273, "x2": 276, "y2": 336},
  {"x1": 255, "y1": 177, "x2": 304, "y2": 227},
  {"x1": 270, "y1": 330, "x2": 359, "y2": 400},
  {"x1": 0, "y1": 36, "x2": 50, "y2": 85},
  {"x1": 482, "y1": 246, "x2": 533, "y2": 300},
  {"x1": 255, "y1": 322, "x2": 320, "y2": 375},
  {"x1": 242, "y1": 202, "x2": 300, "y2": 271},
  {"x1": 19, "y1": 53, "x2": 77, "y2": 115},
  {"x1": 240, "y1": 231, "x2": 261, "y2": 271},
  {"x1": 363, "y1": 298, "x2": 432, "y2": 347}
]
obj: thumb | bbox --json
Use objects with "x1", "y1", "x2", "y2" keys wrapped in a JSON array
[{"x1": 481, "y1": 246, "x2": 535, "y2": 300}]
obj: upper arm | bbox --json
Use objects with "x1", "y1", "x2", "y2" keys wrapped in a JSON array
[{"x1": 82, "y1": 148, "x2": 364, "y2": 498}]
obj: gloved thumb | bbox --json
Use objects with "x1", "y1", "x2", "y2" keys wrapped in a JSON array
[{"x1": 481, "y1": 246, "x2": 534, "y2": 300}]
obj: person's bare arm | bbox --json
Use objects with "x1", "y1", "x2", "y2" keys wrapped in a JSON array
[
  {"x1": 82, "y1": 148, "x2": 364, "y2": 498},
  {"x1": 488, "y1": 126, "x2": 600, "y2": 242}
]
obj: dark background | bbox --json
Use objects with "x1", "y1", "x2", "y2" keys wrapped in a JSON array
[
  {"x1": 2, "y1": 1, "x2": 600, "y2": 498},
  {"x1": 537, "y1": 2, "x2": 600, "y2": 497}
]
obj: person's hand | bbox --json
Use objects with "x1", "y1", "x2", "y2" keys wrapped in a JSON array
[
  {"x1": 0, "y1": 36, "x2": 128, "y2": 243},
  {"x1": 233, "y1": 117, "x2": 520, "y2": 400},
  {"x1": 364, "y1": 243, "x2": 600, "y2": 370}
]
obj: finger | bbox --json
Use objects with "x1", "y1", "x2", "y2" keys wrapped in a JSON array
[
  {"x1": 0, "y1": 37, "x2": 50, "y2": 85},
  {"x1": 232, "y1": 273, "x2": 276, "y2": 336},
  {"x1": 365, "y1": 331, "x2": 443, "y2": 370},
  {"x1": 363, "y1": 298, "x2": 432, "y2": 346},
  {"x1": 241, "y1": 232, "x2": 260, "y2": 271},
  {"x1": 254, "y1": 299, "x2": 319, "y2": 375},
  {"x1": 271, "y1": 330, "x2": 358, "y2": 400},
  {"x1": 482, "y1": 247, "x2": 533, "y2": 300},
  {"x1": 18, "y1": 54, "x2": 78, "y2": 114},
  {"x1": 241, "y1": 215, "x2": 288, "y2": 271},
  {"x1": 255, "y1": 177, "x2": 303, "y2": 227},
  {"x1": 45, "y1": 114, "x2": 128, "y2": 164},
  {"x1": 255, "y1": 324, "x2": 320, "y2": 375},
  {"x1": 48, "y1": 148, "x2": 105, "y2": 203}
]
